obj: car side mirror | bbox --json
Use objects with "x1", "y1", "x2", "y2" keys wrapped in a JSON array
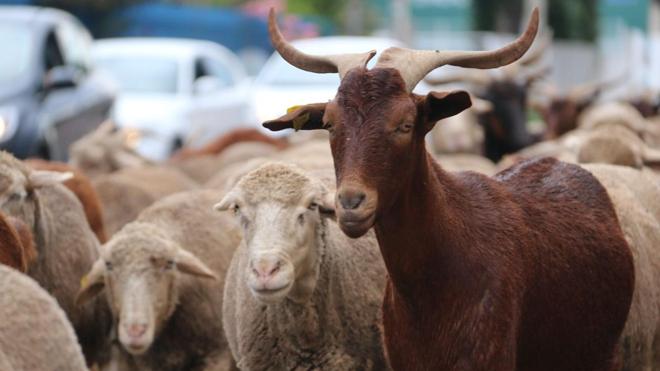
[
  {"x1": 193, "y1": 76, "x2": 225, "y2": 95},
  {"x1": 43, "y1": 65, "x2": 80, "y2": 92}
]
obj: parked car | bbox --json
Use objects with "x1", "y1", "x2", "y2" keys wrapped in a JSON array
[
  {"x1": 251, "y1": 36, "x2": 433, "y2": 136},
  {"x1": 0, "y1": 6, "x2": 116, "y2": 160},
  {"x1": 92, "y1": 38, "x2": 253, "y2": 161}
]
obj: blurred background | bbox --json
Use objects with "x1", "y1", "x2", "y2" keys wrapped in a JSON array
[{"x1": 0, "y1": 0, "x2": 658, "y2": 162}]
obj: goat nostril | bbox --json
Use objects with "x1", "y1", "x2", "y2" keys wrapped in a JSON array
[
  {"x1": 339, "y1": 191, "x2": 366, "y2": 210},
  {"x1": 127, "y1": 324, "x2": 147, "y2": 338}
]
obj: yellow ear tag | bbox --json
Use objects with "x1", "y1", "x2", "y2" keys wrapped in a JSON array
[
  {"x1": 80, "y1": 275, "x2": 88, "y2": 288},
  {"x1": 287, "y1": 105, "x2": 302, "y2": 114},
  {"x1": 292, "y1": 112, "x2": 310, "y2": 131}
]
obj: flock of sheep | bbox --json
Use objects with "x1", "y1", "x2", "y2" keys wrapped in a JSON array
[{"x1": 0, "y1": 7, "x2": 659, "y2": 371}]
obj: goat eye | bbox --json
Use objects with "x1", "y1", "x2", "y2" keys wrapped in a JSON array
[
  {"x1": 323, "y1": 121, "x2": 334, "y2": 132},
  {"x1": 396, "y1": 122, "x2": 414, "y2": 134}
]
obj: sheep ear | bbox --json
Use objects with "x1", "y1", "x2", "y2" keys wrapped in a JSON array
[
  {"x1": 319, "y1": 191, "x2": 336, "y2": 220},
  {"x1": 176, "y1": 249, "x2": 217, "y2": 280},
  {"x1": 28, "y1": 170, "x2": 73, "y2": 188},
  {"x1": 214, "y1": 191, "x2": 236, "y2": 212},
  {"x1": 76, "y1": 259, "x2": 106, "y2": 306}
]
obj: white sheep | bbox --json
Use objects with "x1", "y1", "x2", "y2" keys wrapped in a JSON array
[
  {"x1": 77, "y1": 189, "x2": 241, "y2": 370},
  {"x1": 0, "y1": 264, "x2": 87, "y2": 371},
  {"x1": 583, "y1": 164, "x2": 660, "y2": 370},
  {"x1": 215, "y1": 162, "x2": 389, "y2": 370}
]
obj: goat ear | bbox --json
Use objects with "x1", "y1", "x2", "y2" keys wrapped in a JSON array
[
  {"x1": 319, "y1": 191, "x2": 336, "y2": 220},
  {"x1": 29, "y1": 170, "x2": 73, "y2": 188},
  {"x1": 176, "y1": 249, "x2": 217, "y2": 280},
  {"x1": 76, "y1": 259, "x2": 106, "y2": 306},
  {"x1": 419, "y1": 90, "x2": 472, "y2": 132},
  {"x1": 263, "y1": 103, "x2": 327, "y2": 132}
]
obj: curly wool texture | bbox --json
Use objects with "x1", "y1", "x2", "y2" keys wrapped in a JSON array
[
  {"x1": 222, "y1": 163, "x2": 389, "y2": 370},
  {"x1": 584, "y1": 164, "x2": 660, "y2": 370},
  {"x1": 106, "y1": 189, "x2": 241, "y2": 371},
  {"x1": 0, "y1": 265, "x2": 87, "y2": 371}
]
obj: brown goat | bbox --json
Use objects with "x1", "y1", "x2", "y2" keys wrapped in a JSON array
[
  {"x1": 0, "y1": 213, "x2": 37, "y2": 272},
  {"x1": 170, "y1": 128, "x2": 288, "y2": 161},
  {"x1": 263, "y1": 9, "x2": 634, "y2": 370},
  {"x1": 25, "y1": 159, "x2": 107, "y2": 243}
]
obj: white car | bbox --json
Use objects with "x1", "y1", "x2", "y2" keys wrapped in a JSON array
[
  {"x1": 93, "y1": 38, "x2": 252, "y2": 160},
  {"x1": 252, "y1": 36, "x2": 436, "y2": 135}
]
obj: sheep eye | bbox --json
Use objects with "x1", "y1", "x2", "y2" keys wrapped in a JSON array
[
  {"x1": 232, "y1": 205, "x2": 240, "y2": 216},
  {"x1": 8, "y1": 192, "x2": 23, "y2": 202},
  {"x1": 165, "y1": 260, "x2": 175, "y2": 270},
  {"x1": 105, "y1": 261, "x2": 113, "y2": 271},
  {"x1": 307, "y1": 202, "x2": 318, "y2": 211}
]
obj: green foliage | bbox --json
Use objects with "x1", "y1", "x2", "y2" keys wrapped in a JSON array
[
  {"x1": 548, "y1": 0, "x2": 597, "y2": 41},
  {"x1": 287, "y1": 0, "x2": 347, "y2": 24},
  {"x1": 472, "y1": 0, "x2": 597, "y2": 41}
]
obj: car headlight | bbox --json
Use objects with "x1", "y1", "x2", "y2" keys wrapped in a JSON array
[{"x1": 0, "y1": 106, "x2": 19, "y2": 143}]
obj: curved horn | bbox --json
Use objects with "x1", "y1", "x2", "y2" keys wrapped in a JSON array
[
  {"x1": 518, "y1": 29, "x2": 552, "y2": 67},
  {"x1": 268, "y1": 9, "x2": 376, "y2": 78},
  {"x1": 375, "y1": 7, "x2": 539, "y2": 91}
]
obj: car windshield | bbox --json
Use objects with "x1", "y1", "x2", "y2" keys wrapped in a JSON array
[
  {"x1": 0, "y1": 24, "x2": 33, "y2": 84},
  {"x1": 96, "y1": 56, "x2": 179, "y2": 94},
  {"x1": 258, "y1": 55, "x2": 340, "y2": 86}
]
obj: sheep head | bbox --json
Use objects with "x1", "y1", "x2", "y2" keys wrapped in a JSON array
[
  {"x1": 0, "y1": 151, "x2": 72, "y2": 230},
  {"x1": 262, "y1": 8, "x2": 539, "y2": 238},
  {"x1": 215, "y1": 162, "x2": 334, "y2": 304},
  {"x1": 76, "y1": 223, "x2": 215, "y2": 355},
  {"x1": 69, "y1": 121, "x2": 151, "y2": 177}
]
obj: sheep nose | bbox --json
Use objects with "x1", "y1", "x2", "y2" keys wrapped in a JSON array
[
  {"x1": 251, "y1": 259, "x2": 281, "y2": 281},
  {"x1": 338, "y1": 189, "x2": 366, "y2": 210},
  {"x1": 126, "y1": 323, "x2": 147, "y2": 338}
]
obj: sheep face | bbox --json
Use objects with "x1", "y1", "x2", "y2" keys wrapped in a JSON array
[
  {"x1": 76, "y1": 225, "x2": 215, "y2": 355},
  {"x1": 0, "y1": 152, "x2": 72, "y2": 228},
  {"x1": 216, "y1": 163, "x2": 335, "y2": 304}
]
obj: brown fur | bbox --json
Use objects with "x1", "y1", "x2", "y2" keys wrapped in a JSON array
[
  {"x1": 170, "y1": 128, "x2": 288, "y2": 161},
  {"x1": 264, "y1": 67, "x2": 635, "y2": 370},
  {"x1": 26, "y1": 159, "x2": 107, "y2": 243},
  {"x1": 0, "y1": 213, "x2": 36, "y2": 272}
]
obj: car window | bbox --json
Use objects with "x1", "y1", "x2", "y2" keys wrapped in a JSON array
[
  {"x1": 0, "y1": 23, "x2": 33, "y2": 84},
  {"x1": 195, "y1": 56, "x2": 235, "y2": 87},
  {"x1": 56, "y1": 19, "x2": 92, "y2": 70},
  {"x1": 96, "y1": 56, "x2": 179, "y2": 94},
  {"x1": 44, "y1": 30, "x2": 65, "y2": 71}
]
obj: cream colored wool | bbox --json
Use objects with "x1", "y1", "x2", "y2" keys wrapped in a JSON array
[
  {"x1": 0, "y1": 264, "x2": 88, "y2": 371},
  {"x1": 0, "y1": 151, "x2": 111, "y2": 366},
  {"x1": 81, "y1": 189, "x2": 241, "y2": 371},
  {"x1": 584, "y1": 164, "x2": 660, "y2": 370},
  {"x1": 93, "y1": 166, "x2": 198, "y2": 236},
  {"x1": 221, "y1": 163, "x2": 389, "y2": 370}
]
